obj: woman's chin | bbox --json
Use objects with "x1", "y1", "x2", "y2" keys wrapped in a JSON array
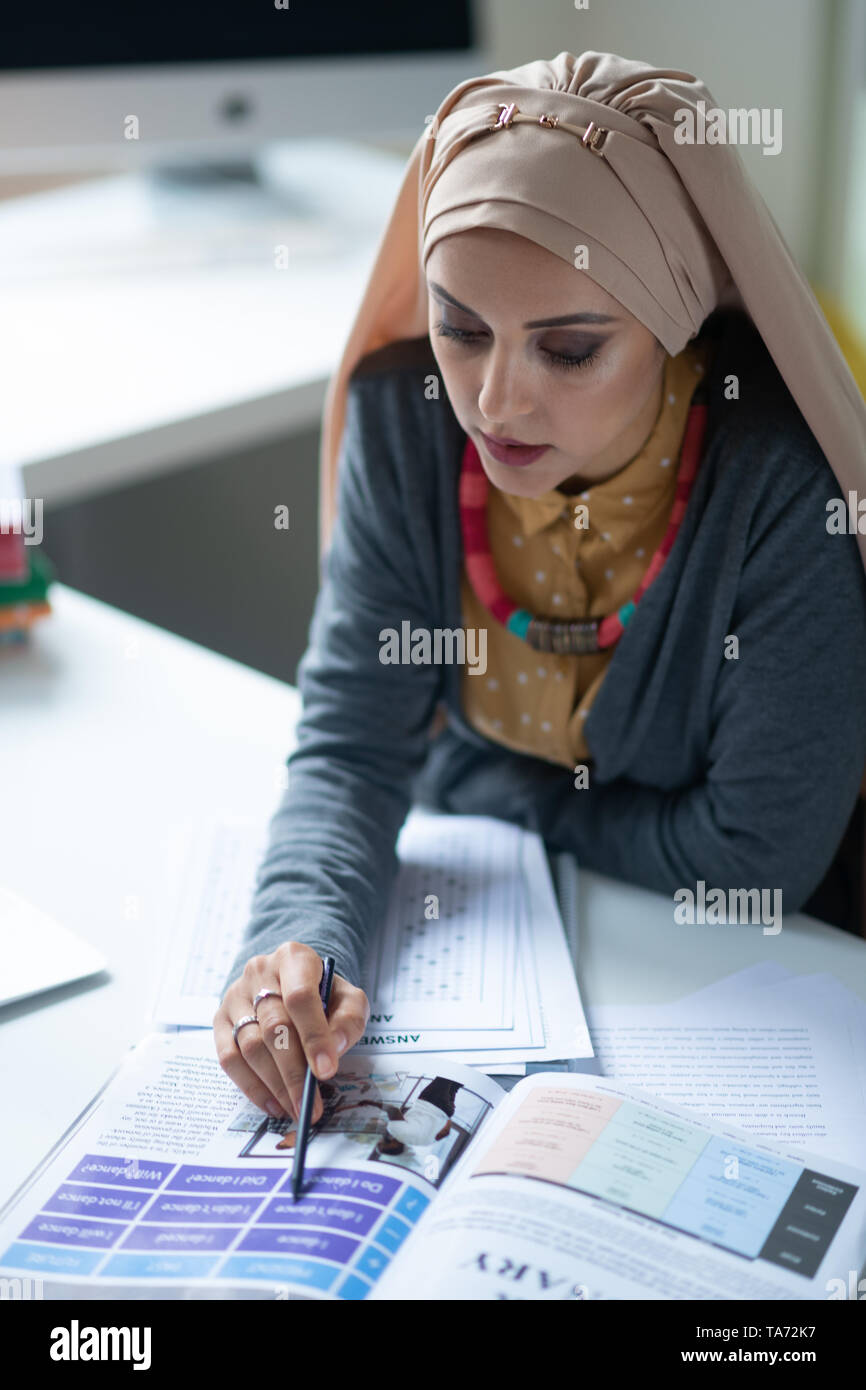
[{"x1": 484, "y1": 458, "x2": 563, "y2": 497}]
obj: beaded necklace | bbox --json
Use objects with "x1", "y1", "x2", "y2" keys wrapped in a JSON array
[{"x1": 459, "y1": 382, "x2": 708, "y2": 655}]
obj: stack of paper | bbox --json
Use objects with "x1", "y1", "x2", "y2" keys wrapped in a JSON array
[
  {"x1": 153, "y1": 810, "x2": 594, "y2": 1074},
  {"x1": 587, "y1": 962, "x2": 866, "y2": 1169}
]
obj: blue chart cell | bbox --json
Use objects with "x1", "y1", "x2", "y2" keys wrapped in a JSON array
[
  {"x1": 21, "y1": 1215, "x2": 126, "y2": 1249},
  {"x1": 394, "y1": 1187, "x2": 431, "y2": 1223},
  {"x1": 121, "y1": 1225, "x2": 237, "y2": 1252},
  {"x1": 373, "y1": 1215, "x2": 412, "y2": 1254},
  {"x1": 258, "y1": 1195, "x2": 379, "y2": 1236},
  {"x1": 102, "y1": 1253, "x2": 219, "y2": 1280},
  {"x1": 1, "y1": 1242, "x2": 105, "y2": 1275},
  {"x1": 664, "y1": 1137, "x2": 802, "y2": 1258},
  {"x1": 337, "y1": 1274, "x2": 373, "y2": 1300},
  {"x1": 41, "y1": 1183, "x2": 150, "y2": 1220},
  {"x1": 222, "y1": 1255, "x2": 340, "y2": 1292},
  {"x1": 355, "y1": 1244, "x2": 391, "y2": 1282}
]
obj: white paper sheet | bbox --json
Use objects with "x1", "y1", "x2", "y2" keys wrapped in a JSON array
[
  {"x1": 0, "y1": 885, "x2": 107, "y2": 1007},
  {"x1": 588, "y1": 968, "x2": 866, "y2": 1167}
]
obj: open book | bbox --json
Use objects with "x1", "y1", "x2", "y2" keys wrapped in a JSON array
[{"x1": 1, "y1": 1030, "x2": 863, "y2": 1301}]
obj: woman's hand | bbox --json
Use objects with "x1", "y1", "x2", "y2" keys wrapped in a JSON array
[{"x1": 213, "y1": 942, "x2": 370, "y2": 1125}]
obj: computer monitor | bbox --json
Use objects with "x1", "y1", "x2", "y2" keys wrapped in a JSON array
[{"x1": 0, "y1": 1, "x2": 483, "y2": 174}]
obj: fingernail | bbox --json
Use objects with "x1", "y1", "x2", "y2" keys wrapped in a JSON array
[
  {"x1": 316, "y1": 1051, "x2": 335, "y2": 1078},
  {"x1": 266, "y1": 1099, "x2": 285, "y2": 1118},
  {"x1": 335, "y1": 1031, "x2": 348, "y2": 1055}
]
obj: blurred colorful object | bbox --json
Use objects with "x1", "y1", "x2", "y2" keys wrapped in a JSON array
[
  {"x1": 0, "y1": 548, "x2": 53, "y2": 644},
  {"x1": 0, "y1": 467, "x2": 53, "y2": 646}
]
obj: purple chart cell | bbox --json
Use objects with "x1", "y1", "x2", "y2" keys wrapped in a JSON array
[
  {"x1": 259, "y1": 1196, "x2": 379, "y2": 1235},
  {"x1": 285, "y1": 1167, "x2": 401, "y2": 1207},
  {"x1": 41, "y1": 1184, "x2": 150, "y2": 1219},
  {"x1": 166, "y1": 1165, "x2": 281, "y2": 1195},
  {"x1": 147, "y1": 1195, "x2": 263, "y2": 1223},
  {"x1": 66, "y1": 1155, "x2": 173, "y2": 1190},
  {"x1": 120, "y1": 1224, "x2": 238, "y2": 1251},
  {"x1": 238, "y1": 1226, "x2": 359, "y2": 1264},
  {"x1": 22, "y1": 1216, "x2": 125, "y2": 1249}
]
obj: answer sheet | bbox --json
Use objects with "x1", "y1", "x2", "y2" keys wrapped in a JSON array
[{"x1": 152, "y1": 811, "x2": 592, "y2": 1068}]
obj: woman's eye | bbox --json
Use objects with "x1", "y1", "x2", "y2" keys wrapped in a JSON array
[
  {"x1": 433, "y1": 320, "x2": 600, "y2": 372},
  {"x1": 542, "y1": 346, "x2": 600, "y2": 372},
  {"x1": 433, "y1": 319, "x2": 485, "y2": 344}
]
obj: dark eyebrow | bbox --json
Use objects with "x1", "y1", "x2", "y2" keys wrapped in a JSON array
[{"x1": 428, "y1": 281, "x2": 619, "y2": 329}]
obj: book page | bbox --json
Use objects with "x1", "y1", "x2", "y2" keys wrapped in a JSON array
[
  {"x1": 371, "y1": 1073, "x2": 866, "y2": 1301},
  {"x1": 0, "y1": 1031, "x2": 504, "y2": 1300}
]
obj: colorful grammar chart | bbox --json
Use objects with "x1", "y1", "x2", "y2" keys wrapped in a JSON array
[
  {"x1": 474, "y1": 1086, "x2": 859, "y2": 1280},
  {"x1": 0, "y1": 1158, "x2": 432, "y2": 1300}
]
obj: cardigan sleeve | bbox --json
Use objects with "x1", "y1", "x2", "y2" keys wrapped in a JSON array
[
  {"x1": 220, "y1": 375, "x2": 444, "y2": 996},
  {"x1": 427, "y1": 455, "x2": 866, "y2": 918}
]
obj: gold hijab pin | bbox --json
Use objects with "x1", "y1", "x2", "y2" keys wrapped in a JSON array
[{"x1": 490, "y1": 101, "x2": 519, "y2": 129}]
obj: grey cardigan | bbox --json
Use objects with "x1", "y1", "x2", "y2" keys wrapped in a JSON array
[{"x1": 223, "y1": 309, "x2": 866, "y2": 995}]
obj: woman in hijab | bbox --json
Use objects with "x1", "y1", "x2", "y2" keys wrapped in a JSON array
[{"x1": 213, "y1": 52, "x2": 866, "y2": 1125}]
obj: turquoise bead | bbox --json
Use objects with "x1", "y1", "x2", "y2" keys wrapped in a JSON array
[{"x1": 506, "y1": 608, "x2": 532, "y2": 639}]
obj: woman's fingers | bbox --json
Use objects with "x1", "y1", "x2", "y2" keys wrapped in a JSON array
[
  {"x1": 256, "y1": 992, "x2": 323, "y2": 1122},
  {"x1": 213, "y1": 944, "x2": 372, "y2": 1130},
  {"x1": 213, "y1": 983, "x2": 294, "y2": 1119},
  {"x1": 324, "y1": 975, "x2": 371, "y2": 1059},
  {"x1": 273, "y1": 945, "x2": 370, "y2": 1084}
]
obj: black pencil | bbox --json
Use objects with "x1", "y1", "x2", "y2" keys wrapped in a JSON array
[{"x1": 290, "y1": 955, "x2": 336, "y2": 1203}]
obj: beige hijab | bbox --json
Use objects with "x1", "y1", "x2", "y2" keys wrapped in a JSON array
[{"x1": 319, "y1": 50, "x2": 866, "y2": 576}]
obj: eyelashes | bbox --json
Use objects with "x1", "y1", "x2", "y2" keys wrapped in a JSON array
[{"x1": 432, "y1": 320, "x2": 601, "y2": 372}]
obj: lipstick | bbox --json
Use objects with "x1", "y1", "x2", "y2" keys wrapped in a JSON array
[{"x1": 479, "y1": 430, "x2": 550, "y2": 467}]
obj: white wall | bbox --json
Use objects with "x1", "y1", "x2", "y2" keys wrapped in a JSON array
[
  {"x1": 823, "y1": 0, "x2": 866, "y2": 335},
  {"x1": 845, "y1": 88, "x2": 866, "y2": 338}
]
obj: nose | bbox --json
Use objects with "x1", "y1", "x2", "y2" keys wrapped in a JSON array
[{"x1": 477, "y1": 343, "x2": 534, "y2": 425}]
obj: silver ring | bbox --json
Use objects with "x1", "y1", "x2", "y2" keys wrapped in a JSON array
[
  {"x1": 252, "y1": 988, "x2": 281, "y2": 1018},
  {"x1": 232, "y1": 1014, "x2": 259, "y2": 1046}
]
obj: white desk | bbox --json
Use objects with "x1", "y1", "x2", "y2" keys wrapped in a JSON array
[{"x1": 2, "y1": 585, "x2": 865, "y2": 1209}]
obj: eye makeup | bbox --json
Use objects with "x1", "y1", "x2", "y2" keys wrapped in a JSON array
[{"x1": 432, "y1": 317, "x2": 603, "y2": 372}]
